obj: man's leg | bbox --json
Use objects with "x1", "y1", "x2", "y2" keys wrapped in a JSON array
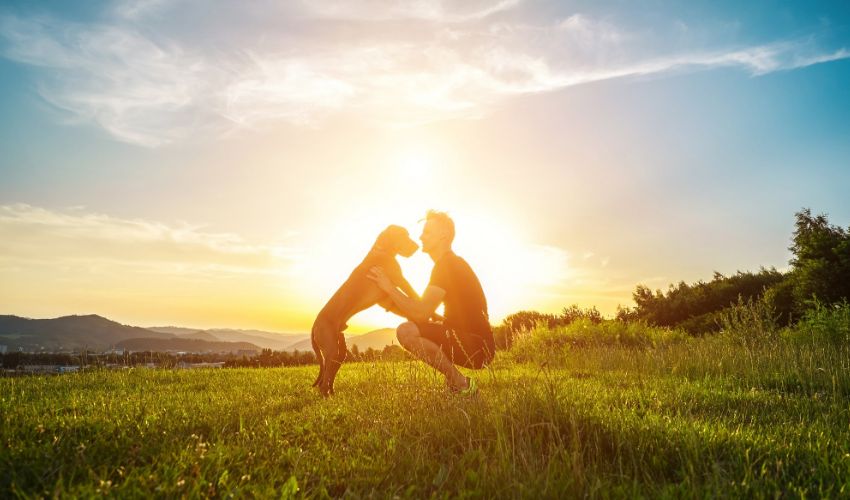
[{"x1": 396, "y1": 322, "x2": 467, "y2": 390}]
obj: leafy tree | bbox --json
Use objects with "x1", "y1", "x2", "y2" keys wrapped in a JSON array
[{"x1": 788, "y1": 208, "x2": 850, "y2": 314}]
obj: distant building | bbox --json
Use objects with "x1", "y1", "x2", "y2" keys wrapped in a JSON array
[{"x1": 237, "y1": 349, "x2": 258, "y2": 356}]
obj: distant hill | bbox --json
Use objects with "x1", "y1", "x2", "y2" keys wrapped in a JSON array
[
  {"x1": 148, "y1": 327, "x2": 308, "y2": 351},
  {"x1": 178, "y1": 331, "x2": 220, "y2": 342},
  {"x1": 145, "y1": 326, "x2": 197, "y2": 336},
  {"x1": 286, "y1": 328, "x2": 397, "y2": 353},
  {"x1": 348, "y1": 328, "x2": 398, "y2": 351},
  {"x1": 0, "y1": 314, "x2": 317, "y2": 353},
  {"x1": 116, "y1": 337, "x2": 260, "y2": 353},
  {"x1": 0, "y1": 314, "x2": 172, "y2": 351}
]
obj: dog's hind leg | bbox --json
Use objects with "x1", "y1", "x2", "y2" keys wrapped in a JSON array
[
  {"x1": 313, "y1": 318, "x2": 341, "y2": 397},
  {"x1": 323, "y1": 333, "x2": 348, "y2": 395},
  {"x1": 311, "y1": 331, "x2": 324, "y2": 388}
]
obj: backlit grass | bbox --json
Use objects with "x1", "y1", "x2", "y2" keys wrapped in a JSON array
[{"x1": 2, "y1": 322, "x2": 849, "y2": 497}]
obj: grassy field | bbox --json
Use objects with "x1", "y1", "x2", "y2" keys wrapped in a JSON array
[{"x1": 3, "y1": 317, "x2": 850, "y2": 498}]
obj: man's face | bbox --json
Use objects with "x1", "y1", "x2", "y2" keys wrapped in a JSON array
[{"x1": 419, "y1": 220, "x2": 443, "y2": 254}]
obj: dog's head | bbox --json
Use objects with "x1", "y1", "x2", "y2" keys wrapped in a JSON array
[{"x1": 375, "y1": 225, "x2": 419, "y2": 257}]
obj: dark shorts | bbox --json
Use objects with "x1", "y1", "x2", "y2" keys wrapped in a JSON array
[{"x1": 416, "y1": 322, "x2": 493, "y2": 369}]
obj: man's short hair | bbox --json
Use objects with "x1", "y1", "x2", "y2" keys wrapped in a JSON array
[{"x1": 425, "y1": 210, "x2": 455, "y2": 243}]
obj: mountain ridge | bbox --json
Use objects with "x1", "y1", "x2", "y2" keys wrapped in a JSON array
[{"x1": 0, "y1": 314, "x2": 395, "y2": 353}]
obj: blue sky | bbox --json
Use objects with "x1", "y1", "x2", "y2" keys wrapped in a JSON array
[{"x1": 1, "y1": 0, "x2": 849, "y2": 331}]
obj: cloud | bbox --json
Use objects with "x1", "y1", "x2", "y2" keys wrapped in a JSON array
[
  {"x1": 0, "y1": 4, "x2": 847, "y2": 146},
  {"x1": 0, "y1": 204, "x2": 297, "y2": 277},
  {"x1": 297, "y1": 0, "x2": 521, "y2": 22},
  {"x1": 111, "y1": 0, "x2": 175, "y2": 20},
  {"x1": 0, "y1": 14, "x2": 226, "y2": 147}
]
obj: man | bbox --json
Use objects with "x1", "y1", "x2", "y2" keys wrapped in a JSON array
[{"x1": 367, "y1": 210, "x2": 495, "y2": 395}]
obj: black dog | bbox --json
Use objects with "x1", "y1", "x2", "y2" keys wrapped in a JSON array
[{"x1": 311, "y1": 225, "x2": 419, "y2": 396}]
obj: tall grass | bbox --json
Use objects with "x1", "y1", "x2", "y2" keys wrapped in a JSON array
[{"x1": 2, "y1": 311, "x2": 849, "y2": 497}]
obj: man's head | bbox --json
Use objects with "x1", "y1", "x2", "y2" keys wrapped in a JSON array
[
  {"x1": 375, "y1": 225, "x2": 419, "y2": 257},
  {"x1": 420, "y1": 210, "x2": 455, "y2": 256}
]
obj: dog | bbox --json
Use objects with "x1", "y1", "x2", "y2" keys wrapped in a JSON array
[{"x1": 311, "y1": 225, "x2": 419, "y2": 396}]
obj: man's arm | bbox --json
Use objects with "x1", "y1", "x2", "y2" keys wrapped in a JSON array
[{"x1": 368, "y1": 266, "x2": 445, "y2": 324}]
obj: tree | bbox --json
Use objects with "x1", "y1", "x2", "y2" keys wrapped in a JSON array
[{"x1": 789, "y1": 208, "x2": 850, "y2": 313}]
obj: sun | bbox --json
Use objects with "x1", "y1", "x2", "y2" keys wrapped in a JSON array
[{"x1": 397, "y1": 152, "x2": 432, "y2": 183}]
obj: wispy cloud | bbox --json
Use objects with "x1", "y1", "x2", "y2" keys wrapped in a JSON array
[
  {"x1": 297, "y1": 0, "x2": 521, "y2": 22},
  {"x1": 0, "y1": 3, "x2": 846, "y2": 146},
  {"x1": 0, "y1": 204, "x2": 297, "y2": 276}
]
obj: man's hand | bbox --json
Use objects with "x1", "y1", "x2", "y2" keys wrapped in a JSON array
[
  {"x1": 369, "y1": 266, "x2": 445, "y2": 324},
  {"x1": 367, "y1": 266, "x2": 394, "y2": 292}
]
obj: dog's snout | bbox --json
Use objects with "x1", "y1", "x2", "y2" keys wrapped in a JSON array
[{"x1": 400, "y1": 237, "x2": 419, "y2": 257}]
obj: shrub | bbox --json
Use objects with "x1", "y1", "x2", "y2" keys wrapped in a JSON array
[
  {"x1": 508, "y1": 318, "x2": 686, "y2": 364},
  {"x1": 762, "y1": 278, "x2": 796, "y2": 326},
  {"x1": 789, "y1": 300, "x2": 850, "y2": 345},
  {"x1": 716, "y1": 295, "x2": 779, "y2": 347}
]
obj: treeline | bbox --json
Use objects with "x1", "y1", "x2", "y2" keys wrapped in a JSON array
[
  {"x1": 1, "y1": 351, "x2": 243, "y2": 369},
  {"x1": 616, "y1": 268, "x2": 785, "y2": 333},
  {"x1": 224, "y1": 345, "x2": 412, "y2": 368},
  {"x1": 500, "y1": 209, "x2": 850, "y2": 336},
  {"x1": 2, "y1": 344, "x2": 415, "y2": 370}
]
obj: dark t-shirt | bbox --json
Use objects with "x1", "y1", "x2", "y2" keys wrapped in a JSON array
[{"x1": 429, "y1": 251, "x2": 494, "y2": 342}]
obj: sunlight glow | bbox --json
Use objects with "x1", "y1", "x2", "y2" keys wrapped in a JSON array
[
  {"x1": 397, "y1": 152, "x2": 432, "y2": 184},
  {"x1": 293, "y1": 201, "x2": 572, "y2": 333}
]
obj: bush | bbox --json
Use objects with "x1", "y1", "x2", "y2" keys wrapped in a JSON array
[
  {"x1": 788, "y1": 300, "x2": 850, "y2": 345},
  {"x1": 508, "y1": 319, "x2": 686, "y2": 364},
  {"x1": 762, "y1": 278, "x2": 795, "y2": 326},
  {"x1": 717, "y1": 295, "x2": 780, "y2": 347},
  {"x1": 497, "y1": 305, "x2": 604, "y2": 348}
]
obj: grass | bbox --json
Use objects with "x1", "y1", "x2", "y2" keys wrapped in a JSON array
[{"x1": 3, "y1": 317, "x2": 850, "y2": 497}]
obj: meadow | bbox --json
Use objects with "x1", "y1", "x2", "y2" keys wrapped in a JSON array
[{"x1": 2, "y1": 306, "x2": 849, "y2": 498}]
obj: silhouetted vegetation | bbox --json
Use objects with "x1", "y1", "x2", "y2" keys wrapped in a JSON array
[
  {"x1": 615, "y1": 268, "x2": 785, "y2": 333},
  {"x1": 1, "y1": 345, "x2": 417, "y2": 372},
  {"x1": 613, "y1": 208, "x2": 850, "y2": 334},
  {"x1": 222, "y1": 345, "x2": 411, "y2": 368},
  {"x1": 494, "y1": 305, "x2": 603, "y2": 348},
  {"x1": 1, "y1": 350, "x2": 182, "y2": 369}
]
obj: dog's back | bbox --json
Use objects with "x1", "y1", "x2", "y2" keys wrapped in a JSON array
[{"x1": 315, "y1": 250, "x2": 400, "y2": 329}]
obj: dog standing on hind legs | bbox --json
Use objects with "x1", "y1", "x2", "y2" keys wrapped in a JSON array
[{"x1": 311, "y1": 225, "x2": 419, "y2": 396}]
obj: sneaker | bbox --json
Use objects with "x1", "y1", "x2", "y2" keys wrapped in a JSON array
[{"x1": 458, "y1": 377, "x2": 478, "y2": 397}]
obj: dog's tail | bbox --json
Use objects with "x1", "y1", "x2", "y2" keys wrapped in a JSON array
[{"x1": 311, "y1": 329, "x2": 323, "y2": 388}]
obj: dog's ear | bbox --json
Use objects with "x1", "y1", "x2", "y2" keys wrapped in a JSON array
[{"x1": 374, "y1": 226, "x2": 395, "y2": 252}]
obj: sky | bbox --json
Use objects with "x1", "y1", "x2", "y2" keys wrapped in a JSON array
[{"x1": 1, "y1": 0, "x2": 849, "y2": 333}]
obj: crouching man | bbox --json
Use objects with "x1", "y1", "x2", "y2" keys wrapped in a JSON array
[{"x1": 368, "y1": 210, "x2": 494, "y2": 395}]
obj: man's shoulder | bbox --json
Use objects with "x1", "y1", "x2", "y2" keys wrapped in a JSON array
[
  {"x1": 448, "y1": 253, "x2": 478, "y2": 278},
  {"x1": 439, "y1": 251, "x2": 471, "y2": 269}
]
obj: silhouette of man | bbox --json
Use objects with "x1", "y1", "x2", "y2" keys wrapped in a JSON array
[{"x1": 368, "y1": 210, "x2": 495, "y2": 393}]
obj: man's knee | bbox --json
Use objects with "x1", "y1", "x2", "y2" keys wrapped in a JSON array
[{"x1": 396, "y1": 322, "x2": 419, "y2": 345}]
